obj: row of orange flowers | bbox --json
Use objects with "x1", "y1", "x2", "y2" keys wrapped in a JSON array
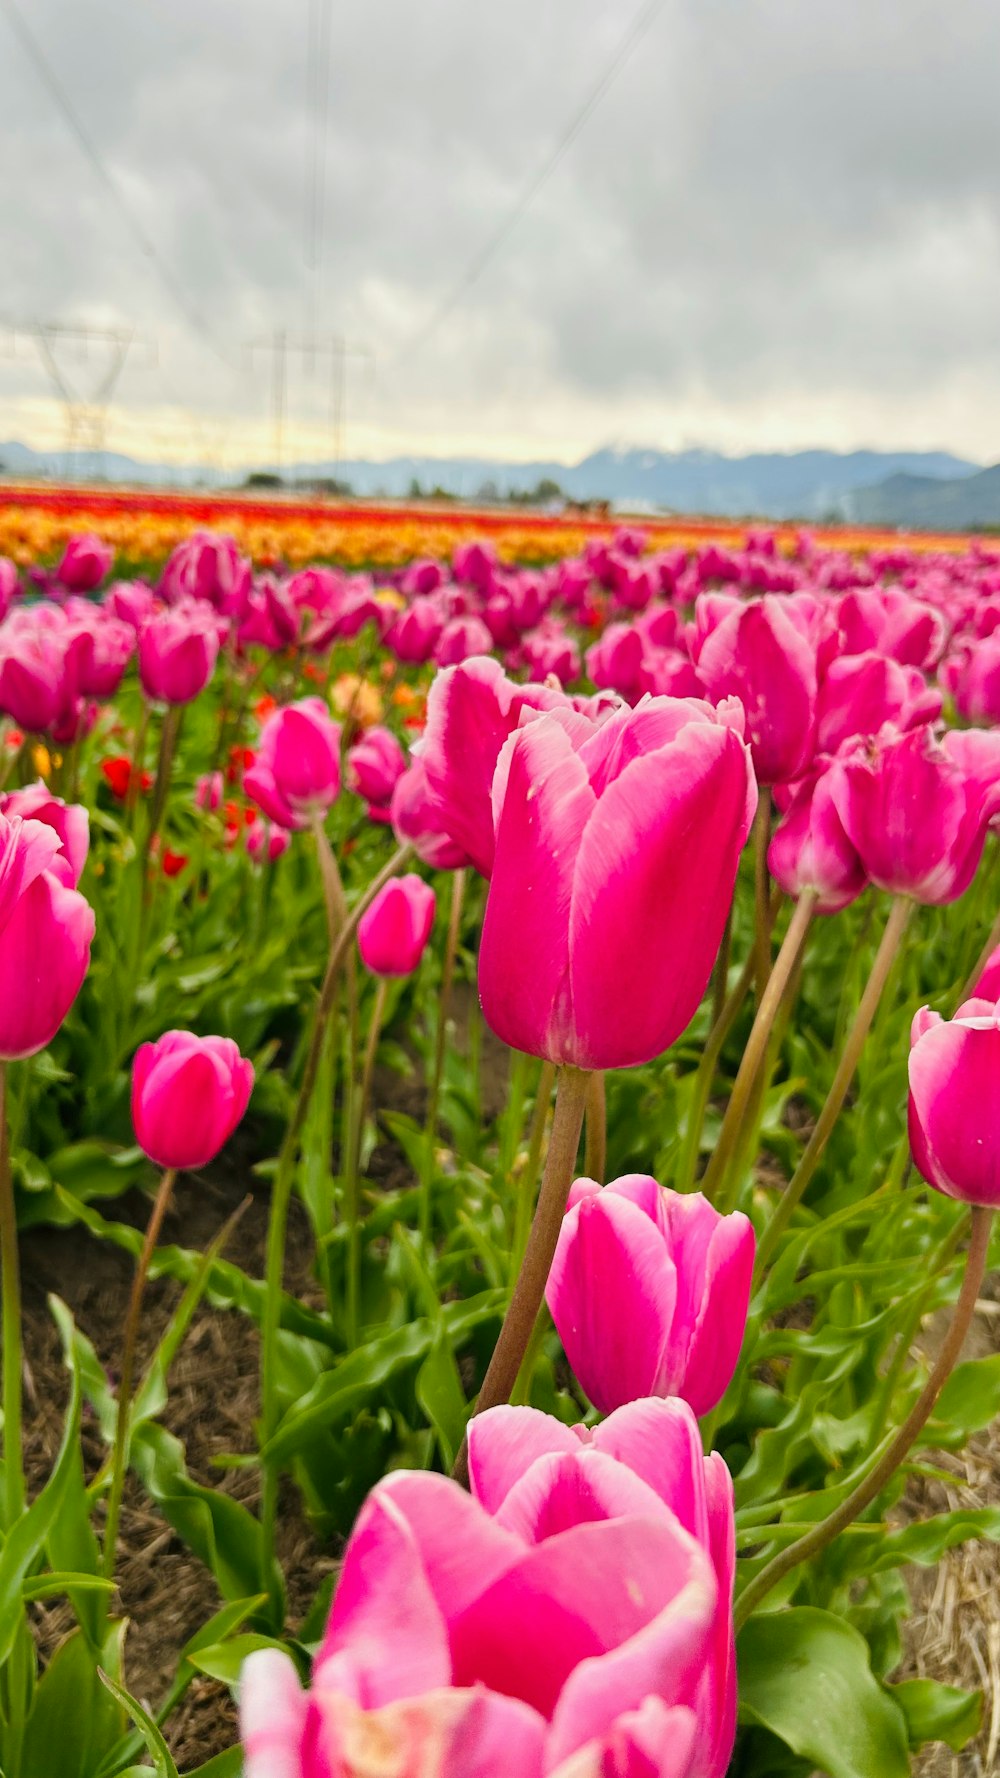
[{"x1": 0, "y1": 481, "x2": 983, "y2": 569}]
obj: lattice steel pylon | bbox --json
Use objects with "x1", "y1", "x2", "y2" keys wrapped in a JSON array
[{"x1": 9, "y1": 321, "x2": 155, "y2": 479}]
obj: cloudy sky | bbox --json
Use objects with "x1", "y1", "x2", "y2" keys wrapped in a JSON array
[{"x1": 2, "y1": 0, "x2": 1000, "y2": 468}]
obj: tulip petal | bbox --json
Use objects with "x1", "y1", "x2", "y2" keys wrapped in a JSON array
[
  {"x1": 664, "y1": 1205, "x2": 755, "y2": 1415},
  {"x1": 550, "y1": 1700, "x2": 699, "y2": 1778},
  {"x1": 376, "y1": 1471, "x2": 524, "y2": 1623},
  {"x1": 909, "y1": 1016, "x2": 1000, "y2": 1204},
  {"x1": 547, "y1": 1192, "x2": 677, "y2": 1415},
  {"x1": 468, "y1": 1407, "x2": 580, "y2": 1515},
  {"x1": 309, "y1": 1685, "x2": 547, "y2": 1778},
  {"x1": 240, "y1": 1650, "x2": 308, "y2": 1778},
  {"x1": 590, "y1": 1399, "x2": 709, "y2": 1544},
  {"x1": 494, "y1": 1448, "x2": 676, "y2": 1545}
]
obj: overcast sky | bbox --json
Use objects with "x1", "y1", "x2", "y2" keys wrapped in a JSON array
[{"x1": 2, "y1": 0, "x2": 1000, "y2": 468}]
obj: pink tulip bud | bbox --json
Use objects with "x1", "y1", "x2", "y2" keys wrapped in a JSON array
[
  {"x1": 941, "y1": 635, "x2": 1000, "y2": 725},
  {"x1": 244, "y1": 697, "x2": 341, "y2": 831},
  {"x1": 0, "y1": 614, "x2": 69, "y2": 731},
  {"x1": 837, "y1": 585, "x2": 945, "y2": 669},
  {"x1": 909, "y1": 1000, "x2": 1000, "y2": 1205},
  {"x1": 75, "y1": 613, "x2": 135, "y2": 698},
  {"x1": 694, "y1": 594, "x2": 817, "y2": 786},
  {"x1": 767, "y1": 765, "x2": 867, "y2": 913},
  {"x1": 974, "y1": 944, "x2": 1000, "y2": 1002},
  {"x1": 480, "y1": 698, "x2": 756, "y2": 1070},
  {"x1": 547, "y1": 1176, "x2": 754, "y2": 1418},
  {"x1": 158, "y1": 531, "x2": 252, "y2": 617},
  {"x1": 434, "y1": 613, "x2": 495, "y2": 666},
  {"x1": 0, "y1": 812, "x2": 95, "y2": 1059},
  {"x1": 104, "y1": 580, "x2": 157, "y2": 631},
  {"x1": 1, "y1": 784, "x2": 89, "y2": 888},
  {"x1": 56, "y1": 533, "x2": 113, "y2": 592},
  {"x1": 815, "y1": 651, "x2": 940, "y2": 754},
  {"x1": 240, "y1": 1404, "x2": 728, "y2": 1778},
  {"x1": 386, "y1": 598, "x2": 444, "y2": 663},
  {"x1": 347, "y1": 726, "x2": 407, "y2": 809},
  {"x1": 586, "y1": 622, "x2": 645, "y2": 701},
  {"x1": 138, "y1": 602, "x2": 221, "y2": 704},
  {"x1": 131, "y1": 1030, "x2": 253, "y2": 1170},
  {"x1": 829, "y1": 726, "x2": 995, "y2": 905},
  {"x1": 195, "y1": 771, "x2": 225, "y2": 812},
  {"x1": 357, "y1": 875, "x2": 435, "y2": 976},
  {"x1": 389, "y1": 758, "x2": 469, "y2": 869},
  {"x1": 246, "y1": 821, "x2": 290, "y2": 865}
]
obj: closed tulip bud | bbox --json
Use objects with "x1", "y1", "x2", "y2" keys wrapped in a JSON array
[
  {"x1": 941, "y1": 636, "x2": 1000, "y2": 726},
  {"x1": 0, "y1": 617, "x2": 69, "y2": 731},
  {"x1": 347, "y1": 725, "x2": 407, "y2": 808},
  {"x1": 195, "y1": 771, "x2": 224, "y2": 812},
  {"x1": 0, "y1": 812, "x2": 95, "y2": 1059},
  {"x1": 76, "y1": 614, "x2": 135, "y2": 698},
  {"x1": 131, "y1": 1030, "x2": 253, "y2": 1170},
  {"x1": 57, "y1": 533, "x2": 113, "y2": 592},
  {"x1": 357, "y1": 875, "x2": 435, "y2": 977},
  {"x1": 909, "y1": 1000, "x2": 1000, "y2": 1205},
  {"x1": 695, "y1": 594, "x2": 817, "y2": 786},
  {"x1": 389, "y1": 759, "x2": 469, "y2": 870},
  {"x1": 768, "y1": 765, "x2": 867, "y2": 913},
  {"x1": 246, "y1": 820, "x2": 290, "y2": 865},
  {"x1": 816, "y1": 650, "x2": 941, "y2": 754},
  {"x1": 434, "y1": 613, "x2": 494, "y2": 666},
  {"x1": 386, "y1": 599, "x2": 444, "y2": 663},
  {"x1": 138, "y1": 603, "x2": 221, "y2": 704},
  {"x1": 104, "y1": 579, "x2": 157, "y2": 631},
  {"x1": 244, "y1": 697, "x2": 341, "y2": 830},
  {"x1": 480, "y1": 698, "x2": 756, "y2": 1070},
  {"x1": 585, "y1": 622, "x2": 645, "y2": 700},
  {"x1": 1, "y1": 783, "x2": 88, "y2": 887},
  {"x1": 546, "y1": 1176, "x2": 755, "y2": 1417}
]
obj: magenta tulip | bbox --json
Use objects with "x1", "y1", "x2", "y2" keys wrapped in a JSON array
[
  {"x1": 56, "y1": 533, "x2": 113, "y2": 592},
  {"x1": 1, "y1": 784, "x2": 88, "y2": 888},
  {"x1": 479, "y1": 698, "x2": 756, "y2": 1070},
  {"x1": 387, "y1": 599, "x2": 444, "y2": 664},
  {"x1": 347, "y1": 726, "x2": 407, "y2": 810},
  {"x1": 815, "y1": 651, "x2": 940, "y2": 754},
  {"x1": 138, "y1": 603, "x2": 221, "y2": 704},
  {"x1": 0, "y1": 614, "x2": 69, "y2": 731},
  {"x1": 421, "y1": 658, "x2": 567, "y2": 877},
  {"x1": 546, "y1": 1176, "x2": 754, "y2": 1417},
  {"x1": 159, "y1": 531, "x2": 251, "y2": 617},
  {"x1": 434, "y1": 613, "x2": 495, "y2": 666},
  {"x1": 246, "y1": 821, "x2": 290, "y2": 865},
  {"x1": 131, "y1": 1030, "x2": 253, "y2": 1170},
  {"x1": 0, "y1": 812, "x2": 95, "y2": 1059},
  {"x1": 389, "y1": 759, "x2": 469, "y2": 870},
  {"x1": 467, "y1": 1397, "x2": 736, "y2": 1778},
  {"x1": 974, "y1": 944, "x2": 1000, "y2": 1002},
  {"x1": 195, "y1": 771, "x2": 225, "y2": 812},
  {"x1": 357, "y1": 875, "x2": 436, "y2": 977},
  {"x1": 829, "y1": 726, "x2": 996, "y2": 905},
  {"x1": 941, "y1": 636, "x2": 1000, "y2": 726},
  {"x1": 837, "y1": 585, "x2": 945, "y2": 670},
  {"x1": 909, "y1": 1000, "x2": 1000, "y2": 1205},
  {"x1": 240, "y1": 1419, "x2": 724, "y2": 1777},
  {"x1": 767, "y1": 765, "x2": 867, "y2": 914},
  {"x1": 694, "y1": 594, "x2": 817, "y2": 786},
  {"x1": 244, "y1": 698, "x2": 341, "y2": 831}
]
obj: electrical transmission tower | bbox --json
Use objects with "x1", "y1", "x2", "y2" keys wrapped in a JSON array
[
  {"x1": 246, "y1": 331, "x2": 374, "y2": 478},
  {"x1": 2, "y1": 321, "x2": 155, "y2": 479}
]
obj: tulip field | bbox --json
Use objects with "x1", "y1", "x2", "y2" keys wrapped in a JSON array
[{"x1": 6, "y1": 491, "x2": 1000, "y2": 1777}]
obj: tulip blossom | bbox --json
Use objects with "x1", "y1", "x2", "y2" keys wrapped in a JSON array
[
  {"x1": 479, "y1": 697, "x2": 756, "y2": 1070},
  {"x1": 0, "y1": 812, "x2": 95, "y2": 1059},
  {"x1": 357, "y1": 875, "x2": 436, "y2": 977},
  {"x1": 434, "y1": 613, "x2": 495, "y2": 666},
  {"x1": 138, "y1": 603, "x2": 221, "y2": 704},
  {"x1": 195, "y1": 771, "x2": 225, "y2": 812},
  {"x1": 974, "y1": 944, "x2": 1000, "y2": 1002},
  {"x1": 56, "y1": 533, "x2": 113, "y2": 592},
  {"x1": 829, "y1": 726, "x2": 998, "y2": 905},
  {"x1": 767, "y1": 765, "x2": 867, "y2": 913},
  {"x1": 467, "y1": 1397, "x2": 736, "y2": 1778},
  {"x1": 390, "y1": 759, "x2": 469, "y2": 869},
  {"x1": 347, "y1": 726, "x2": 407, "y2": 812},
  {"x1": 387, "y1": 599, "x2": 445, "y2": 663},
  {"x1": 0, "y1": 614, "x2": 70, "y2": 731},
  {"x1": 815, "y1": 651, "x2": 940, "y2": 754},
  {"x1": 694, "y1": 594, "x2": 817, "y2": 786},
  {"x1": 244, "y1": 698, "x2": 341, "y2": 830},
  {"x1": 837, "y1": 585, "x2": 945, "y2": 670},
  {"x1": 547, "y1": 1177, "x2": 754, "y2": 1417},
  {"x1": 940, "y1": 635, "x2": 1000, "y2": 726},
  {"x1": 422, "y1": 657, "x2": 567, "y2": 877},
  {"x1": 1, "y1": 784, "x2": 88, "y2": 888},
  {"x1": 241, "y1": 1412, "x2": 727, "y2": 1778},
  {"x1": 131, "y1": 1030, "x2": 254, "y2": 1171},
  {"x1": 159, "y1": 531, "x2": 251, "y2": 616},
  {"x1": 246, "y1": 821, "x2": 290, "y2": 865},
  {"x1": 909, "y1": 1000, "x2": 1000, "y2": 1206}
]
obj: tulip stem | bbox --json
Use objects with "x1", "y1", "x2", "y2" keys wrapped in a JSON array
[
  {"x1": 675, "y1": 948, "x2": 756, "y2": 1195},
  {"x1": 584, "y1": 1072, "x2": 607, "y2": 1185},
  {"x1": 513, "y1": 1062, "x2": 556, "y2": 1273},
  {"x1": 259, "y1": 842, "x2": 412, "y2": 1614},
  {"x1": 753, "y1": 798, "x2": 773, "y2": 1000},
  {"x1": 735, "y1": 1205, "x2": 992, "y2": 1629},
  {"x1": 453, "y1": 1065, "x2": 589, "y2": 1487},
  {"x1": 345, "y1": 979, "x2": 388, "y2": 1345},
  {"x1": 103, "y1": 1168, "x2": 177, "y2": 1582},
  {"x1": 700, "y1": 890, "x2": 818, "y2": 1208},
  {"x1": 125, "y1": 703, "x2": 150, "y2": 825},
  {"x1": 960, "y1": 902, "x2": 1000, "y2": 1007},
  {"x1": 754, "y1": 894, "x2": 913, "y2": 1272},
  {"x1": 421, "y1": 867, "x2": 466, "y2": 1247},
  {"x1": 0, "y1": 1063, "x2": 24, "y2": 1528}
]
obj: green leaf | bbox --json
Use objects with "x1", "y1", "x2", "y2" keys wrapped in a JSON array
[
  {"x1": 889, "y1": 1677, "x2": 982, "y2": 1753},
  {"x1": 415, "y1": 1333, "x2": 467, "y2": 1470},
  {"x1": 738, "y1": 1608, "x2": 910, "y2": 1778},
  {"x1": 181, "y1": 1746, "x2": 245, "y2": 1776},
  {"x1": 20, "y1": 1625, "x2": 126, "y2": 1778},
  {"x1": 188, "y1": 1632, "x2": 290, "y2": 1685},
  {"x1": 0, "y1": 1327, "x2": 83, "y2": 1667},
  {"x1": 97, "y1": 1668, "x2": 179, "y2": 1778},
  {"x1": 929, "y1": 1354, "x2": 1000, "y2": 1441},
  {"x1": 131, "y1": 1422, "x2": 274, "y2": 1604}
]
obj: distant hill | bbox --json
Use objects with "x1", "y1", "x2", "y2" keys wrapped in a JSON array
[
  {"x1": 0, "y1": 438, "x2": 981, "y2": 520},
  {"x1": 849, "y1": 463, "x2": 1000, "y2": 529}
]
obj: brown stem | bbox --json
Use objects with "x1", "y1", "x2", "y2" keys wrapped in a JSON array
[
  {"x1": 753, "y1": 797, "x2": 774, "y2": 1001},
  {"x1": 736, "y1": 1204, "x2": 992, "y2": 1629},
  {"x1": 103, "y1": 1167, "x2": 177, "y2": 1579},
  {"x1": 699, "y1": 889, "x2": 818, "y2": 1205},
  {"x1": 354, "y1": 979, "x2": 388, "y2": 1183},
  {"x1": 960, "y1": 903, "x2": 1000, "y2": 1006},
  {"x1": 453, "y1": 1065, "x2": 589, "y2": 1486},
  {"x1": 584, "y1": 1071, "x2": 607, "y2": 1184},
  {"x1": 0, "y1": 1062, "x2": 24, "y2": 1525},
  {"x1": 755, "y1": 894, "x2": 912, "y2": 1270}
]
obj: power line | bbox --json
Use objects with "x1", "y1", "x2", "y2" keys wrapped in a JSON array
[
  {"x1": 395, "y1": 0, "x2": 669, "y2": 363},
  {"x1": 0, "y1": 0, "x2": 235, "y2": 369}
]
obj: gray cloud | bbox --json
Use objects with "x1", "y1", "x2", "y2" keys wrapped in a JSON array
[{"x1": 1, "y1": 0, "x2": 999, "y2": 464}]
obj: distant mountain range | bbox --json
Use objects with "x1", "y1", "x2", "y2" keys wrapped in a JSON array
[{"x1": 1, "y1": 437, "x2": 997, "y2": 526}]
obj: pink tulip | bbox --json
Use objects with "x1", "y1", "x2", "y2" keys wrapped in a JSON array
[
  {"x1": 767, "y1": 765, "x2": 867, "y2": 913},
  {"x1": 131, "y1": 1030, "x2": 254, "y2": 1170},
  {"x1": 0, "y1": 812, "x2": 95, "y2": 1059},
  {"x1": 694, "y1": 595, "x2": 817, "y2": 786},
  {"x1": 195, "y1": 771, "x2": 225, "y2": 812},
  {"x1": 479, "y1": 698, "x2": 756, "y2": 1070},
  {"x1": 421, "y1": 658, "x2": 567, "y2": 878},
  {"x1": 0, "y1": 558, "x2": 18, "y2": 618},
  {"x1": 138, "y1": 603, "x2": 221, "y2": 704},
  {"x1": 829, "y1": 726, "x2": 996, "y2": 905},
  {"x1": 0, "y1": 613, "x2": 69, "y2": 730},
  {"x1": 909, "y1": 999, "x2": 1000, "y2": 1205},
  {"x1": 547, "y1": 1177, "x2": 754, "y2": 1417},
  {"x1": 837, "y1": 585, "x2": 945, "y2": 670},
  {"x1": 452, "y1": 539, "x2": 497, "y2": 590},
  {"x1": 104, "y1": 580, "x2": 157, "y2": 631},
  {"x1": 159, "y1": 531, "x2": 252, "y2": 617},
  {"x1": 434, "y1": 613, "x2": 495, "y2": 666},
  {"x1": 56, "y1": 533, "x2": 113, "y2": 592},
  {"x1": 467, "y1": 1397, "x2": 736, "y2": 1778},
  {"x1": 246, "y1": 821, "x2": 290, "y2": 865},
  {"x1": 1, "y1": 784, "x2": 88, "y2": 888},
  {"x1": 940, "y1": 636, "x2": 1000, "y2": 726},
  {"x1": 815, "y1": 651, "x2": 940, "y2": 754},
  {"x1": 974, "y1": 944, "x2": 1000, "y2": 1002},
  {"x1": 347, "y1": 726, "x2": 407, "y2": 809},
  {"x1": 244, "y1": 698, "x2": 341, "y2": 831},
  {"x1": 357, "y1": 875, "x2": 436, "y2": 976},
  {"x1": 586, "y1": 622, "x2": 645, "y2": 701},
  {"x1": 386, "y1": 599, "x2": 444, "y2": 663},
  {"x1": 389, "y1": 760, "x2": 469, "y2": 869},
  {"x1": 240, "y1": 1412, "x2": 725, "y2": 1777},
  {"x1": 75, "y1": 613, "x2": 135, "y2": 698}
]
